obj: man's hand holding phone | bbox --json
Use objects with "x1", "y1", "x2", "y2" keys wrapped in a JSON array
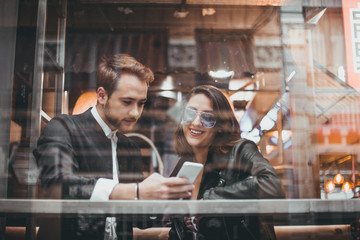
[
  {"x1": 176, "y1": 162, "x2": 204, "y2": 184},
  {"x1": 130, "y1": 162, "x2": 203, "y2": 200},
  {"x1": 138, "y1": 173, "x2": 195, "y2": 200}
]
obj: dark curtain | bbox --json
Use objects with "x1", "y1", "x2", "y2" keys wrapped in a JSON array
[
  {"x1": 65, "y1": 31, "x2": 168, "y2": 110},
  {"x1": 66, "y1": 31, "x2": 167, "y2": 74},
  {"x1": 195, "y1": 29, "x2": 256, "y2": 87}
]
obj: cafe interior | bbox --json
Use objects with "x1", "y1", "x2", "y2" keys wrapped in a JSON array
[{"x1": 1, "y1": 0, "x2": 360, "y2": 239}]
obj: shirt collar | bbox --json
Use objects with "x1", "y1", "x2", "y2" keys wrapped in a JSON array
[{"x1": 91, "y1": 105, "x2": 117, "y2": 138}]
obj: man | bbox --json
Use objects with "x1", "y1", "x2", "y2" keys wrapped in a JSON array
[{"x1": 34, "y1": 54, "x2": 193, "y2": 240}]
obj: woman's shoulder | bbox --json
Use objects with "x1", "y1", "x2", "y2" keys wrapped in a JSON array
[
  {"x1": 230, "y1": 138, "x2": 259, "y2": 155},
  {"x1": 232, "y1": 138, "x2": 254, "y2": 148}
]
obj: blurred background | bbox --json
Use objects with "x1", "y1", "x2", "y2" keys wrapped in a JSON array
[
  {"x1": 1, "y1": 0, "x2": 360, "y2": 204},
  {"x1": 2, "y1": 1, "x2": 360, "y2": 239}
]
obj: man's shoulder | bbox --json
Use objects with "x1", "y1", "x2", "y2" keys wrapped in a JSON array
[
  {"x1": 46, "y1": 110, "x2": 94, "y2": 131},
  {"x1": 56, "y1": 109, "x2": 92, "y2": 122}
]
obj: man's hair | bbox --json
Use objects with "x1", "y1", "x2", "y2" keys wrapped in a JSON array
[
  {"x1": 96, "y1": 54, "x2": 154, "y2": 97},
  {"x1": 174, "y1": 85, "x2": 241, "y2": 158}
]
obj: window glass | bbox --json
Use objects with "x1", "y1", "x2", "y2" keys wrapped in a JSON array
[{"x1": 1, "y1": 0, "x2": 360, "y2": 239}]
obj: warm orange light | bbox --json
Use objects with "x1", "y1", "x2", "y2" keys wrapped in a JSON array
[
  {"x1": 334, "y1": 172, "x2": 344, "y2": 184},
  {"x1": 341, "y1": 181, "x2": 353, "y2": 192},
  {"x1": 72, "y1": 90, "x2": 97, "y2": 115},
  {"x1": 325, "y1": 180, "x2": 335, "y2": 193},
  {"x1": 202, "y1": 8, "x2": 216, "y2": 16}
]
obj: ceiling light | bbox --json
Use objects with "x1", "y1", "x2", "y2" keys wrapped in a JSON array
[
  {"x1": 160, "y1": 76, "x2": 175, "y2": 91},
  {"x1": 117, "y1": 7, "x2": 133, "y2": 14},
  {"x1": 334, "y1": 172, "x2": 344, "y2": 184},
  {"x1": 341, "y1": 180, "x2": 353, "y2": 193},
  {"x1": 157, "y1": 76, "x2": 177, "y2": 100},
  {"x1": 209, "y1": 70, "x2": 234, "y2": 79},
  {"x1": 325, "y1": 180, "x2": 335, "y2": 193},
  {"x1": 202, "y1": 8, "x2": 216, "y2": 16},
  {"x1": 174, "y1": 10, "x2": 189, "y2": 18}
]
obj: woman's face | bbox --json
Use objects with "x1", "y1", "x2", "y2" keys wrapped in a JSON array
[{"x1": 182, "y1": 93, "x2": 217, "y2": 152}]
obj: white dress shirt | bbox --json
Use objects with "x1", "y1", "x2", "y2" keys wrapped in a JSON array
[
  {"x1": 90, "y1": 106, "x2": 119, "y2": 201},
  {"x1": 89, "y1": 106, "x2": 119, "y2": 240}
]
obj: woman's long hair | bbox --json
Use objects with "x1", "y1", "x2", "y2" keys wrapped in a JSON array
[{"x1": 174, "y1": 85, "x2": 241, "y2": 158}]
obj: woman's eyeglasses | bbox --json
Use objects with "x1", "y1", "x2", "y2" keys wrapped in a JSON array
[{"x1": 182, "y1": 107, "x2": 216, "y2": 128}]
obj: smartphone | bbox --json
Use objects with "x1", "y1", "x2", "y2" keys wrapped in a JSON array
[{"x1": 176, "y1": 161, "x2": 204, "y2": 184}]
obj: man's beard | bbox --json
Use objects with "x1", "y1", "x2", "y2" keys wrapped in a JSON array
[{"x1": 103, "y1": 104, "x2": 137, "y2": 133}]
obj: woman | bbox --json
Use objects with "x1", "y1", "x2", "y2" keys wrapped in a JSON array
[{"x1": 169, "y1": 85, "x2": 284, "y2": 240}]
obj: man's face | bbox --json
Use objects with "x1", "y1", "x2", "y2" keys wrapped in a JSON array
[{"x1": 101, "y1": 73, "x2": 148, "y2": 133}]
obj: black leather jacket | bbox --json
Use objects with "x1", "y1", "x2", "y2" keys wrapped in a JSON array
[{"x1": 169, "y1": 139, "x2": 285, "y2": 240}]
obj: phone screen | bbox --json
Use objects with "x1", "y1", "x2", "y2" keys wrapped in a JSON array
[{"x1": 176, "y1": 162, "x2": 204, "y2": 184}]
